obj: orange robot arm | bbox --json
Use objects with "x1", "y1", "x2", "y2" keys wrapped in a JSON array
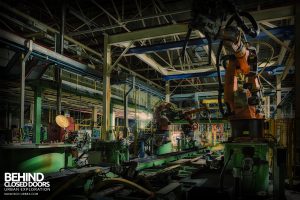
[{"x1": 222, "y1": 27, "x2": 263, "y2": 120}]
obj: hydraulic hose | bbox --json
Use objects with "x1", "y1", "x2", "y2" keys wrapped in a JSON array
[
  {"x1": 216, "y1": 13, "x2": 236, "y2": 118},
  {"x1": 181, "y1": 27, "x2": 192, "y2": 60},
  {"x1": 219, "y1": 149, "x2": 234, "y2": 192},
  {"x1": 236, "y1": 11, "x2": 260, "y2": 38},
  {"x1": 216, "y1": 11, "x2": 259, "y2": 117}
]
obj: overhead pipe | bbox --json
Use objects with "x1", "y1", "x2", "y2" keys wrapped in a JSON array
[
  {"x1": 124, "y1": 76, "x2": 135, "y2": 138},
  {"x1": 20, "y1": 40, "x2": 33, "y2": 129},
  {"x1": 0, "y1": 29, "x2": 101, "y2": 79}
]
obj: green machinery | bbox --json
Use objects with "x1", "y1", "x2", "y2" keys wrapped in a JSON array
[
  {"x1": 224, "y1": 142, "x2": 269, "y2": 196},
  {"x1": 176, "y1": 137, "x2": 197, "y2": 152},
  {"x1": 156, "y1": 142, "x2": 173, "y2": 155},
  {"x1": 88, "y1": 140, "x2": 129, "y2": 165},
  {"x1": 0, "y1": 144, "x2": 74, "y2": 173},
  {"x1": 218, "y1": 118, "x2": 271, "y2": 199},
  {"x1": 156, "y1": 137, "x2": 197, "y2": 155}
]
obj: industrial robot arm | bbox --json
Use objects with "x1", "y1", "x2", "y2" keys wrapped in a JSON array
[
  {"x1": 183, "y1": 0, "x2": 260, "y2": 118},
  {"x1": 219, "y1": 26, "x2": 264, "y2": 119}
]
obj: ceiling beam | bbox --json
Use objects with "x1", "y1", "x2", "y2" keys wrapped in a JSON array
[
  {"x1": 106, "y1": 4, "x2": 294, "y2": 77},
  {"x1": 91, "y1": 0, "x2": 171, "y2": 77},
  {"x1": 69, "y1": 4, "x2": 294, "y2": 37},
  {"x1": 69, "y1": 9, "x2": 191, "y2": 36},
  {"x1": 260, "y1": 21, "x2": 277, "y2": 28},
  {"x1": 0, "y1": 1, "x2": 102, "y2": 59},
  {"x1": 125, "y1": 26, "x2": 293, "y2": 55},
  {"x1": 108, "y1": 24, "x2": 188, "y2": 45},
  {"x1": 109, "y1": 5, "x2": 293, "y2": 46},
  {"x1": 251, "y1": 5, "x2": 294, "y2": 22},
  {"x1": 135, "y1": 54, "x2": 168, "y2": 75},
  {"x1": 69, "y1": 7, "x2": 98, "y2": 28}
]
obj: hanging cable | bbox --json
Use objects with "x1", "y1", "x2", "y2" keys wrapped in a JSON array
[{"x1": 219, "y1": 149, "x2": 234, "y2": 192}]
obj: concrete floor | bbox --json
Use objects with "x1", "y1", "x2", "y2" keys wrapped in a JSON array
[
  {"x1": 184, "y1": 168, "x2": 278, "y2": 200},
  {"x1": 285, "y1": 180, "x2": 300, "y2": 200}
]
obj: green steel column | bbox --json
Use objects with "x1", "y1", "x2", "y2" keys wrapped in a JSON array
[
  {"x1": 30, "y1": 103, "x2": 34, "y2": 124},
  {"x1": 33, "y1": 87, "x2": 42, "y2": 144},
  {"x1": 102, "y1": 34, "x2": 112, "y2": 141},
  {"x1": 20, "y1": 41, "x2": 32, "y2": 129}
]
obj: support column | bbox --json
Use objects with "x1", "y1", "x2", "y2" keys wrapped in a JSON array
[
  {"x1": 102, "y1": 34, "x2": 112, "y2": 140},
  {"x1": 110, "y1": 103, "x2": 115, "y2": 128},
  {"x1": 295, "y1": 1, "x2": 300, "y2": 174},
  {"x1": 20, "y1": 53, "x2": 25, "y2": 129},
  {"x1": 124, "y1": 77, "x2": 135, "y2": 138},
  {"x1": 20, "y1": 41, "x2": 32, "y2": 129},
  {"x1": 55, "y1": 64, "x2": 62, "y2": 115},
  {"x1": 165, "y1": 81, "x2": 170, "y2": 103},
  {"x1": 147, "y1": 93, "x2": 151, "y2": 111},
  {"x1": 133, "y1": 87, "x2": 138, "y2": 157},
  {"x1": 92, "y1": 106, "x2": 98, "y2": 128},
  {"x1": 276, "y1": 75, "x2": 282, "y2": 118},
  {"x1": 194, "y1": 93, "x2": 200, "y2": 120},
  {"x1": 55, "y1": 1, "x2": 65, "y2": 115},
  {"x1": 30, "y1": 103, "x2": 34, "y2": 124},
  {"x1": 264, "y1": 96, "x2": 270, "y2": 119},
  {"x1": 33, "y1": 87, "x2": 42, "y2": 144}
]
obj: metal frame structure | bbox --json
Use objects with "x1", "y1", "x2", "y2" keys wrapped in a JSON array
[
  {"x1": 0, "y1": 0, "x2": 296, "y2": 140},
  {"x1": 0, "y1": 1, "x2": 294, "y2": 92},
  {"x1": 101, "y1": 3, "x2": 294, "y2": 133}
]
